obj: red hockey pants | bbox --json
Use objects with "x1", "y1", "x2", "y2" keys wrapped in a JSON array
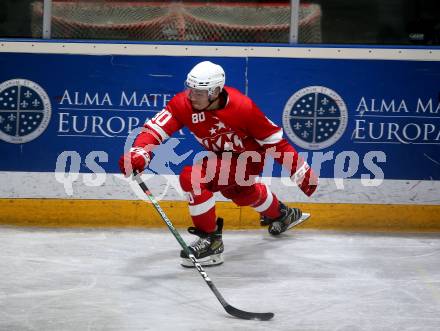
[{"x1": 179, "y1": 152, "x2": 281, "y2": 233}]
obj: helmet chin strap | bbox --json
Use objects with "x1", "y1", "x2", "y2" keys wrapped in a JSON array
[
  {"x1": 204, "y1": 95, "x2": 220, "y2": 110},
  {"x1": 196, "y1": 90, "x2": 224, "y2": 112}
]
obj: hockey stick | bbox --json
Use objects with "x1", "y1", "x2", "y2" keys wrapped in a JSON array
[{"x1": 133, "y1": 171, "x2": 274, "y2": 321}]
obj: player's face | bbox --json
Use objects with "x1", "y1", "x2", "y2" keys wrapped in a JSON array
[{"x1": 186, "y1": 88, "x2": 210, "y2": 110}]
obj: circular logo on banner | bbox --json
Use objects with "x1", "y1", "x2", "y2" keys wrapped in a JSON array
[
  {"x1": 0, "y1": 79, "x2": 51, "y2": 144},
  {"x1": 282, "y1": 86, "x2": 347, "y2": 150}
]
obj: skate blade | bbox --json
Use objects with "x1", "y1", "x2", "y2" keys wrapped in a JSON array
[
  {"x1": 181, "y1": 253, "x2": 224, "y2": 268},
  {"x1": 287, "y1": 212, "x2": 311, "y2": 230}
]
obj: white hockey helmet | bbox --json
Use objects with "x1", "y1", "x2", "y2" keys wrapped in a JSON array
[{"x1": 185, "y1": 61, "x2": 225, "y2": 97}]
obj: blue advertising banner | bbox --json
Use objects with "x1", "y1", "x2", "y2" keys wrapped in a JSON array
[
  {"x1": 0, "y1": 51, "x2": 439, "y2": 181},
  {"x1": 250, "y1": 58, "x2": 440, "y2": 180},
  {"x1": 0, "y1": 54, "x2": 246, "y2": 174}
]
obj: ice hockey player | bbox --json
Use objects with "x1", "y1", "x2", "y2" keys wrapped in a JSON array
[{"x1": 119, "y1": 61, "x2": 318, "y2": 267}]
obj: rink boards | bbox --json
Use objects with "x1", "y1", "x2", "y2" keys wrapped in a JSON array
[
  {"x1": 0, "y1": 172, "x2": 439, "y2": 231},
  {"x1": 0, "y1": 41, "x2": 439, "y2": 230}
]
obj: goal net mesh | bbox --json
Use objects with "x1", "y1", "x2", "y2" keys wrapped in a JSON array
[{"x1": 31, "y1": 1, "x2": 321, "y2": 43}]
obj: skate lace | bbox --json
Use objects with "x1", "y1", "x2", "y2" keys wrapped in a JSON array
[{"x1": 190, "y1": 237, "x2": 211, "y2": 253}]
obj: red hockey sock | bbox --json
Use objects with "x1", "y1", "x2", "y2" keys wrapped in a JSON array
[
  {"x1": 186, "y1": 190, "x2": 217, "y2": 233},
  {"x1": 180, "y1": 165, "x2": 217, "y2": 233},
  {"x1": 252, "y1": 184, "x2": 282, "y2": 219}
]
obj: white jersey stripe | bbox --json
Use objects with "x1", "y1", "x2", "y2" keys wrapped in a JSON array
[
  {"x1": 255, "y1": 129, "x2": 283, "y2": 146},
  {"x1": 146, "y1": 121, "x2": 169, "y2": 142},
  {"x1": 188, "y1": 196, "x2": 216, "y2": 216},
  {"x1": 253, "y1": 185, "x2": 273, "y2": 212},
  {"x1": 291, "y1": 163, "x2": 310, "y2": 185}
]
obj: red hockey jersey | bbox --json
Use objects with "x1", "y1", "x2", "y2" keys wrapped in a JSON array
[{"x1": 134, "y1": 86, "x2": 318, "y2": 196}]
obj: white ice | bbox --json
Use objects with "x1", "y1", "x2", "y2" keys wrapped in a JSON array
[{"x1": 1, "y1": 227, "x2": 440, "y2": 330}]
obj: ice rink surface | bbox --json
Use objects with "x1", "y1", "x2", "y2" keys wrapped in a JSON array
[{"x1": 1, "y1": 227, "x2": 440, "y2": 331}]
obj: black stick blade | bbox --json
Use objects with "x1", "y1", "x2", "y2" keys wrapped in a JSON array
[{"x1": 224, "y1": 305, "x2": 274, "y2": 321}]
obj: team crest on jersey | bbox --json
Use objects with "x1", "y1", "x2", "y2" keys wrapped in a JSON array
[
  {"x1": 282, "y1": 86, "x2": 347, "y2": 150},
  {"x1": 197, "y1": 120, "x2": 244, "y2": 152},
  {"x1": 0, "y1": 79, "x2": 51, "y2": 144},
  {"x1": 201, "y1": 131, "x2": 244, "y2": 152}
]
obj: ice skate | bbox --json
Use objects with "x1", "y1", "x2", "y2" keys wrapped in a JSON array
[
  {"x1": 180, "y1": 218, "x2": 224, "y2": 267},
  {"x1": 261, "y1": 202, "x2": 310, "y2": 235}
]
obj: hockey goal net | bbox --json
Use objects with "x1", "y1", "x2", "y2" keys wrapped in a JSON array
[{"x1": 31, "y1": 1, "x2": 321, "y2": 43}]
